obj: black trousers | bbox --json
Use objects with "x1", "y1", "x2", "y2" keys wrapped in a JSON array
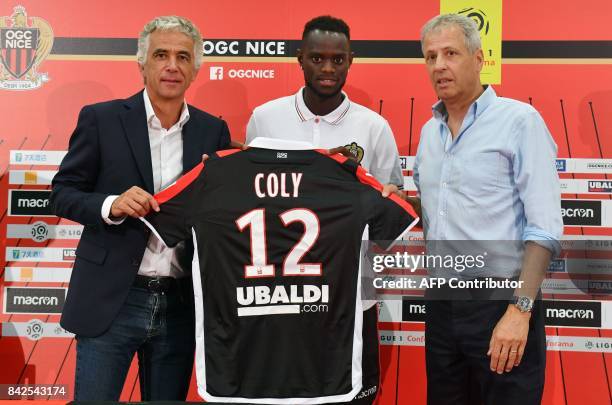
[{"x1": 425, "y1": 294, "x2": 546, "y2": 405}]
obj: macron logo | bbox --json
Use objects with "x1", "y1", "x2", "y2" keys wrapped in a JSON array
[
  {"x1": 561, "y1": 208, "x2": 594, "y2": 218},
  {"x1": 546, "y1": 308, "x2": 594, "y2": 320},
  {"x1": 210, "y1": 66, "x2": 224, "y2": 80}
]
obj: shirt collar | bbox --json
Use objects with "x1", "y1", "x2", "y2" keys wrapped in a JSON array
[
  {"x1": 294, "y1": 87, "x2": 351, "y2": 125},
  {"x1": 143, "y1": 88, "x2": 190, "y2": 129},
  {"x1": 432, "y1": 85, "x2": 497, "y2": 121}
]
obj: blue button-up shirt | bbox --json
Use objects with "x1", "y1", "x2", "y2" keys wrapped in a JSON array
[{"x1": 413, "y1": 86, "x2": 563, "y2": 278}]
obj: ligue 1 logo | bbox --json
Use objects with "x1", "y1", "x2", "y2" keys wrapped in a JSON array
[
  {"x1": 26, "y1": 318, "x2": 44, "y2": 341},
  {"x1": 0, "y1": 5, "x2": 53, "y2": 91},
  {"x1": 457, "y1": 7, "x2": 490, "y2": 35},
  {"x1": 30, "y1": 221, "x2": 49, "y2": 242}
]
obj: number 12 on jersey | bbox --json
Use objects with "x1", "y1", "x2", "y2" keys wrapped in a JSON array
[{"x1": 236, "y1": 208, "x2": 322, "y2": 278}]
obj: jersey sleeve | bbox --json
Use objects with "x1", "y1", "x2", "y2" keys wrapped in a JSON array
[
  {"x1": 369, "y1": 193, "x2": 419, "y2": 249},
  {"x1": 141, "y1": 162, "x2": 205, "y2": 248},
  {"x1": 356, "y1": 166, "x2": 419, "y2": 249}
]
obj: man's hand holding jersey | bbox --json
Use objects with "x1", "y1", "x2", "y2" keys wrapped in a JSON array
[
  {"x1": 110, "y1": 186, "x2": 159, "y2": 219},
  {"x1": 382, "y1": 184, "x2": 422, "y2": 218}
]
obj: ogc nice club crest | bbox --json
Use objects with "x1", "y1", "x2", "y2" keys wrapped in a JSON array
[{"x1": 0, "y1": 5, "x2": 53, "y2": 90}]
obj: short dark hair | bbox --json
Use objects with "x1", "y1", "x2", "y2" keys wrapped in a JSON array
[{"x1": 302, "y1": 15, "x2": 350, "y2": 41}]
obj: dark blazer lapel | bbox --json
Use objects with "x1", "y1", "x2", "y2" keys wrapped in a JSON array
[
  {"x1": 182, "y1": 105, "x2": 203, "y2": 174},
  {"x1": 119, "y1": 91, "x2": 155, "y2": 193}
]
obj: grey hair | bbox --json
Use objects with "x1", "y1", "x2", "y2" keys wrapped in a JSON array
[
  {"x1": 137, "y1": 16, "x2": 203, "y2": 69},
  {"x1": 420, "y1": 14, "x2": 481, "y2": 54}
]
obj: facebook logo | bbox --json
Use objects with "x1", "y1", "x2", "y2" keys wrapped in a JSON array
[{"x1": 210, "y1": 66, "x2": 224, "y2": 80}]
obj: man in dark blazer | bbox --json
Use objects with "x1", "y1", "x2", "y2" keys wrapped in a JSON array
[{"x1": 50, "y1": 16, "x2": 230, "y2": 401}]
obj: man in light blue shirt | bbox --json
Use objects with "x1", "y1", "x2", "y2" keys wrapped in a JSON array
[{"x1": 411, "y1": 13, "x2": 563, "y2": 405}]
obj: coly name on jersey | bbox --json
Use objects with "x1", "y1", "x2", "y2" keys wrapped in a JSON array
[{"x1": 254, "y1": 172, "x2": 303, "y2": 198}]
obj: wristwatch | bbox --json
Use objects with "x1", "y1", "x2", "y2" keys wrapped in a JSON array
[{"x1": 511, "y1": 295, "x2": 534, "y2": 313}]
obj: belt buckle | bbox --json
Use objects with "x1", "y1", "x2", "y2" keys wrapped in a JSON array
[{"x1": 148, "y1": 278, "x2": 162, "y2": 293}]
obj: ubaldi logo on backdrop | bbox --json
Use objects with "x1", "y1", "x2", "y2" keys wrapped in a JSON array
[{"x1": 0, "y1": 5, "x2": 53, "y2": 90}]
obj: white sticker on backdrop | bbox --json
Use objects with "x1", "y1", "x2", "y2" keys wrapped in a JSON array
[
  {"x1": 9, "y1": 170, "x2": 58, "y2": 185},
  {"x1": 10, "y1": 150, "x2": 67, "y2": 166}
]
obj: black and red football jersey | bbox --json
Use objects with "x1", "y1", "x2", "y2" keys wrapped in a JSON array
[{"x1": 143, "y1": 141, "x2": 418, "y2": 404}]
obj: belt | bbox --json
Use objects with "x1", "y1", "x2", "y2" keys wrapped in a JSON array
[{"x1": 132, "y1": 275, "x2": 181, "y2": 294}]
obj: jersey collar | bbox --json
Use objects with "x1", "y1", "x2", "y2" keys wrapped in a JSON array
[{"x1": 248, "y1": 137, "x2": 314, "y2": 150}]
